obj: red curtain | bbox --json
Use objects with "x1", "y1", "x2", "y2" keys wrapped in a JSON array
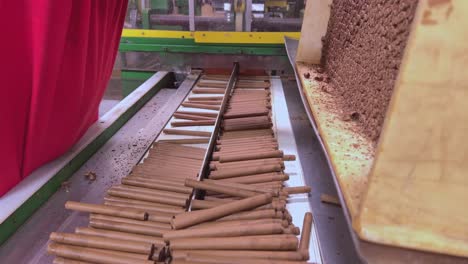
[{"x1": 0, "y1": 0, "x2": 128, "y2": 196}]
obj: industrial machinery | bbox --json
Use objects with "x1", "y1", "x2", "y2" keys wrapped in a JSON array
[{"x1": 1, "y1": 1, "x2": 468, "y2": 263}]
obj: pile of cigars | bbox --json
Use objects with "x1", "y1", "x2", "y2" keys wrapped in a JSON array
[{"x1": 47, "y1": 75, "x2": 314, "y2": 264}]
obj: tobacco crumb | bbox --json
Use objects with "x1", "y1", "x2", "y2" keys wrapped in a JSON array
[
  {"x1": 61, "y1": 181, "x2": 71, "y2": 192},
  {"x1": 303, "y1": 72, "x2": 311, "y2": 79},
  {"x1": 314, "y1": 76, "x2": 324, "y2": 82},
  {"x1": 85, "y1": 171, "x2": 97, "y2": 182}
]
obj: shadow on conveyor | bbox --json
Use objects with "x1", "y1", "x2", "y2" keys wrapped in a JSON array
[{"x1": 281, "y1": 78, "x2": 362, "y2": 264}]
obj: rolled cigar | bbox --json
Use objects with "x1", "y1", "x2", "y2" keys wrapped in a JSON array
[
  {"x1": 90, "y1": 214, "x2": 171, "y2": 229},
  {"x1": 188, "y1": 218, "x2": 289, "y2": 230},
  {"x1": 110, "y1": 185, "x2": 188, "y2": 200},
  {"x1": 188, "y1": 96, "x2": 223, "y2": 101},
  {"x1": 185, "y1": 179, "x2": 258, "y2": 198},
  {"x1": 163, "y1": 222, "x2": 283, "y2": 242},
  {"x1": 217, "y1": 209, "x2": 282, "y2": 222},
  {"x1": 215, "y1": 143, "x2": 278, "y2": 152},
  {"x1": 75, "y1": 227, "x2": 165, "y2": 246},
  {"x1": 181, "y1": 253, "x2": 307, "y2": 264},
  {"x1": 171, "y1": 120, "x2": 215, "y2": 127},
  {"x1": 158, "y1": 138, "x2": 210, "y2": 144},
  {"x1": 219, "y1": 172, "x2": 289, "y2": 184},
  {"x1": 192, "y1": 88, "x2": 225, "y2": 94},
  {"x1": 143, "y1": 156, "x2": 202, "y2": 167},
  {"x1": 283, "y1": 154, "x2": 296, "y2": 161},
  {"x1": 220, "y1": 129, "x2": 273, "y2": 137},
  {"x1": 173, "y1": 113, "x2": 214, "y2": 121},
  {"x1": 299, "y1": 212, "x2": 313, "y2": 260},
  {"x1": 170, "y1": 250, "x2": 304, "y2": 261},
  {"x1": 213, "y1": 147, "x2": 279, "y2": 160},
  {"x1": 217, "y1": 135, "x2": 275, "y2": 142},
  {"x1": 219, "y1": 150, "x2": 283, "y2": 163},
  {"x1": 89, "y1": 219, "x2": 166, "y2": 237},
  {"x1": 320, "y1": 194, "x2": 341, "y2": 206},
  {"x1": 181, "y1": 102, "x2": 220, "y2": 110},
  {"x1": 283, "y1": 225, "x2": 301, "y2": 235},
  {"x1": 169, "y1": 235, "x2": 298, "y2": 250},
  {"x1": 122, "y1": 178, "x2": 192, "y2": 194},
  {"x1": 175, "y1": 110, "x2": 218, "y2": 117},
  {"x1": 283, "y1": 186, "x2": 311, "y2": 194},
  {"x1": 222, "y1": 115, "x2": 270, "y2": 123},
  {"x1": 107, "y1": 189, "x2": 187, "y2": 207},
  {"x1": 223, "y1": 123, "x2": 272, "y2": 132},
  {"x1": 171, "y1": 193, "x2": 273, "y2": 229},
  {"x1": 163, "y1": 128, "x2": 211, "y2": 137},
  {"x1": 103, "y1": 196, "x2": 184, "y2": 213},
  {"x1": 211, "y1": 160, "x2": 284, "y2": 171},
  {"x1": 209, "y1": 164, "x2": 282, "y2": 179},
  {"x1": 48, "y1": 243, "x2": 152, "y2": 264},
  {"x1": 223, "y1": 110, "x2": 270, "y2": 119},
  {"x1": 186, "y1": 100, "x2": 221, "y2": 105},
  {"x1": 203, "y1": 179, "x2": 271, "y2": 194},
  {"x1": 65, "y1": 202, "x2": 147, "y2": 221},
  {"x1": 124, "y1": 175, "x2": 189, "y2": 185},
  {"x1": 196, "y1": 82, "x2": 227, "y2": 88},
  {"x1": 155, "y1": 142, "x2": 206, "y2": 155},
  {"x1": 50, "y1": 232, "x2": 153, "y2": 255},
  {"x1": 53, "y1": 257, "x2": 93, "y2": 264}
]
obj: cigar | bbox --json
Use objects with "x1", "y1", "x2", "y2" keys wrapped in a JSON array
[
  {"x1": 47, "y1": 243, "x2": 153, "y2": 264},
  {"x1": 299, "y1": 212, "x2": 313, "y2": 260},
  {"x1": 223, "y1": 123, "x2": 272, "y2": 132},
  {"x1": 192, "y1": 88, "x2": 225, "y2": 94},
  {"x1": 89, "y1": 219, "x2": 166, "y2": 237},
  {"x1": 53, "y1": 257, "x2": 93, "y2": 264},
  {"x1": 185, "y1": 179, "x2": 259, "y2": 198},
  {"x1": 283, "y1": 186, "x2": 311, "y2": 194},
  {"x1": 163, "y1": 222, "x2": 283, "y2": 242},
  {"x1": 90, "y1": 214, "x2": 171, "y2": 229},
  {"x1": 158, "y1": 138, "x2": 210, "y2": 144},
  {"x1": 163, "y1": 129, "x2": 212, "y2": 137},
  {"x1": 171, "y1": 120, "x2": 216, "y2": 127},
  {"x1": 187, "y1": 218, "x2": 289, "y2": 229},
  {"x1": 196, "y1": 81, "x2": 227, "y2": 88},
  {"x1": 218, "y1": 150, "x2": 283, "y2": 163},
  {"x1": 173, "y1": 113, "x2": 214, "y2": 121},
  {"x1": 202, "y1": 179, "x2": 272, "y2": 194},
  {"x1": 209, "y1": 164, "x2": 282, "y2": 179},
  {"x1": 107, "y1": 189, "x2": 187, "y2": 207},
  {"x1": 111, "y1": 184, "x2": 188, "y2": 200},
  {"x1": 121, "y1": 178, "x2": 192, "y2": 194},
  {"x1": 64, "y1": 202, "x2": 147, "y2": 221},
  {"x1": 216, "y1": 209, "x2": 282, "y2": 222},
  {"x1": 169, "y1": 235, "x2": 298, "y2": 250},
  {"x1": 75, "y1": 227, "x2": 165, "y2": 246},
  {"x1": 175, "y1": 110, "x2": 218, "y2": 117},
  {"x1": 50, "y1": 232, "x2": 153, "y2": 255},
  {"x1": 170, "y1": 250, "x2": 304, "y2": 261},
  {"x1": 186, "y1": 100, "x2": 221, "y2": 105},
  {"x1": 171, "y1": 193, "x2": 273, "y2": 229},
  {"x1": 181, "y1": 102, "x2": 220, "y2": 111},
  {"x1": 218, "y1": 172, "x2": 289, "y2": 184},
  {"x1": 181, "y1": 253, "x2": 307, "y2": 264},
  {"x1": 188, "y1": 96, "x2": 224, "y2": 101}
]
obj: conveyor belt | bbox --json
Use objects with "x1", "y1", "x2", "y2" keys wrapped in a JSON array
[{"x1": 45, "y1": 65, "x2": 317, "y2": 264}]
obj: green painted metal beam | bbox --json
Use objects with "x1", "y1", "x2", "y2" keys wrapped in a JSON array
[
  {"x1": 0, "y1": 72, "x2": 173, "y2": 246},
  {"x1": 119, "y1": 37, "x2": 288, "y2": 56},
  {"x1": 119, "y1": 43, "x2": 286, "y2": 56},
  {"x1": 121, "y1": 70, "x2": 157, "y2": 80}
]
